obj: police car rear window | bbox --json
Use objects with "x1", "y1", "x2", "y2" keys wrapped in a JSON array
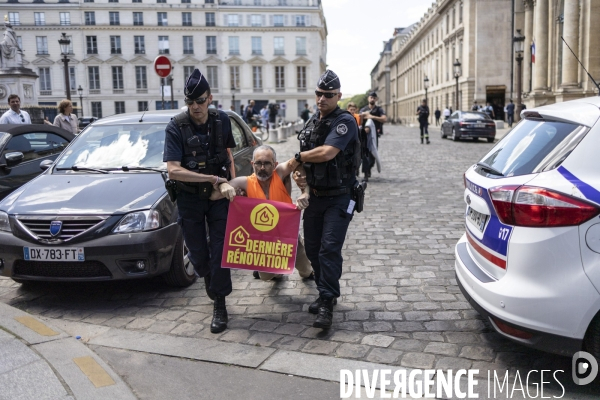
[{"x1": 476, "y1": 119, "x2": 586, "y2": 178}]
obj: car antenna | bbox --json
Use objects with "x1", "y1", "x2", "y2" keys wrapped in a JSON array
[
  {"x1": 561, "y1": 36, "x2": 600, "y2": 96},
  {"x1": 139, "y1": 105, "x2": 149, "y2": 123}
]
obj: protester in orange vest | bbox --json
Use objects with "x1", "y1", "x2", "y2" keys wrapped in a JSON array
[
  {"x1": 211, "y1": 145, "x2": 313, "y2": 281},
  {"x1": 346, "y1": 102, "x2": 361, "y2": 126}
]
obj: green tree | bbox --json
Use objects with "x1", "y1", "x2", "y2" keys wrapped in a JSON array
[{"x1": 339, "y1": 91, "x2": 368, "y2": 110}]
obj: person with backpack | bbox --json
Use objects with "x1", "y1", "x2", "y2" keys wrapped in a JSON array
[
  {"x1": 484, "y1": 102, "x2": 495, "y2": 119},
  {"x1": 434, "y1": 108, "x2": 441, "y2": 125},
  {"x1": 300, "y1": 103, "x2": 311, "y2": 123},
  {"x1": 416, "y1": 99, "x2": 430, "y2": 144}
]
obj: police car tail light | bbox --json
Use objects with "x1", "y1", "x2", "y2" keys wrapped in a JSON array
[{"x1": 489, "y1": 185, "x2": 519, "y2": 225}]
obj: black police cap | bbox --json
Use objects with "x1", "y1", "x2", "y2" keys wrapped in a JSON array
[
  {"x1": 317, "y1": 70, "x2": 341, "y2": 90},
  {"x1": 184, "y1": 68, "x2": 210, "y2": 99},
  {"x1": 369, "y1": 91, "x2": 378, "y2": 98}
]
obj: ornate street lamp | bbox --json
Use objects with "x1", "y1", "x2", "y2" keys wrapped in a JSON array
[
  {"x1": 77, "y1": 85, "x2": 84, "y2": 116},
  {"x1": 513, "y1": 29, "x2": 525, "y2": 123},
  {"x1": 453, "y1": 59, "x2": 461, "y2": 111},
  {"x1": 424, "y1": 75, "x2": 430, "y2": 104},
  {"x1": 58, "y1": 33, "x2": 71, "y2": 100}
]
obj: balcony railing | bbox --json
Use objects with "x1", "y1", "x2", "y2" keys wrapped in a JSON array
[
  {"x1": 40, "y1": 90, "x2": 52, "y2": 96},
  {"x1": 90, "y1": 89, "x2": 101, "y2": 94},
  {"x1": 113, "y1": 89, "x2": 124, "y2": 94}
]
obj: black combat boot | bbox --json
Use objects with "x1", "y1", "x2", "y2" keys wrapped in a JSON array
[
  {"x1": 426, "y1": 137, "x2": 430, "y2": 144},
  {"x1": 313, "y1": 297, "x2": 334, "y2": 329},
  {"x1": 204, "y1": 275, "x2": 215, "y2": 300},
  {"x1": 421, "y1": 136, "x2": 424, "y2": 144},
  {"x1": 210, "y1": 296, "x2": 228, "y2": 333},
  {"x1": 308, "y1": 296, "x2": 337, "y2": 314}
]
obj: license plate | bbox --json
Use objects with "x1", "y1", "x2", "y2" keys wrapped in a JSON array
[
  {"x1": 474, "y1": 123, "x2": 485, "y2": 128},
  {"x1": 466, "y1": 207, "x2": 488, "y2": 232},
  {"x1": 23, "y1": 247, "x2": 85, "y2": 262}
]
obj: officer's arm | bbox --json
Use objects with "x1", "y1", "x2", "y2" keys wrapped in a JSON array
[
  {"x1": 227, "y1": 148, "x2": 235, "y2": 178},
  {"x1": 370, "y1": 114, "x2": 387, "y2": 123},
  {"x1": 209, "y1": 177, "x2": 247, "y2": 200},
  {"x1": 298, "y1": 145, "x2": 340, "y2": 163},
  {"x1": 166, "y1": 161, "x2": 224, "y2": 184}
]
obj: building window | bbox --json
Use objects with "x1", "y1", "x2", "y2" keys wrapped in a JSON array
[
  {"x1": 16, "y1": 36, "x2": 22, "y2": 50},
  {"x1": 138, "y1": 101, "x2": 148, "y2": 112},
  {"x1": 278, "y1": 0, "x2": 287, "y2": 5},
  {"x1": 112, "y1": 67, "x2": 124, "y2": 90},
  {"x1": 132, "y1": 0, "x2": 141, "y2": 2},
  {"x1": 36, "y1": 37, "x2": 48, "y2": 55},
  {"x1": 452, "y1": 7, "x2": 456, "y2": 29},
  {"x1": 86, "y1": 36, "x2": 98, "y2": 54},
  {"x1": 182, "y1": 12, "x2": 192, "y2": 26},
  {"x1": 251, "y1": 37, "x2": 262, "y2": 55},
  {"x1": 206, "y1": 12, "x2": 215, "y2": 26},
  {"x1": 110, "y1": 36, "x2": 122, "y2": 54},
  {"x1": 39, "y1": 68, "x2": 51, "y2": 91},
  {"x1": 250, "y1": 14, "x2": 262, "y2": 27},
  {"x1": 254, "y1": 0, "x2": 262, "y2": 4},
  {"x1": 109, "y1": 12, "x2": 120, "y2": 26},
  {"x1": 459, "y1": 1, "x2": 463, "y2": 23},
  {"x1": 184, "y1": 66, "x2": 194, "y2": 86},
  {"x1": 84, "y1": 0, "x2": 94, "y2": 2},
  {"x1": 297, "y1": 66, "x2": 306, "y2": 89},
  {"x1": 295, "y1": 37, "x2": 306, "y2": 55},
  {"x1": 206, "y1": 66, "x2": 218, "y2": 89},
  {"x1": 206, "y1": 36, "x2": 217, "y2": 54},
  {"x1": 133, "y1": 12, "x2": 143, "y2": 26},
  {"x1": 274, "y1": 37, "x2": 284, "y2": 55},
  {"x1": 206, "y1": 0, "x2": 214, "y2": 3},
  {"x1": 157, "y1": 0, "x2": 166, "y2": 3},
  {"x1": 91, "y1": 102, "x2": 103, "y2": 118},
  {"x1": 157, "y1": 12, "x2": 168, "y2": 26},
  {"x1": 134, "y1": 36, "x2": 145, "y2": 54},
  {"x1": 230, "y1": 66, "x2": 240, "y2": 90},
  {"x1": 253, "y1": 66, "x2": 262, "y2": 90},
  {"x1": 158, "y1": 36, "x2": 169, "y2": 54},
  {"x1": 8, "y1": 13, "x2": 19, "y2": 25},
  {"x1": 228, "y1": 36, "x2": 239, "y2": 55},
  {"x1": 446, "y1": 14, "x2": 450, "y2": 34},
  {"x1": 136, "y1": 66, "x2": 147, "y2": 89},
  {"x1": 183, "y1": 36, "x2": 194, "y2": 54},
  {"x1": 275, "y1": 66, "x2": 285, "y2": 90},
  {"x1": 66, "y1": 66, "x2": 76, "y2": 91},
  {"x1": 273, "y1": 14, "x2": 283, "y2": 27},
  {"x1": 59, "y1": 12, "x2": 70, "y2": 26},
  {"x1": 115, "y1": 102, "x2": 125, "y2": 114},
  {"x1": 295, "y1": 15, "x2": 305, "y2": 27},
  {"x1": 182, "y1": 0, "x2": 191, "y2": 3},
  {"x1": 85, "y1": 12, "x2": 96, "y2": 25},
  {"x1": 34, "y1": 12, "x2": 45, "y2": 26},
  {"x1": 227, "y1": 14, "x2": 239, "y2": 27},
  {"x1": 88, "y1": 67, "x2": 100, "y2": 90},
  {"x1": 109, "y1": 0, "x2": 118, "y2": 2}
]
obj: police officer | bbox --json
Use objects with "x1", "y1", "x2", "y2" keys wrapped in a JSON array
[
  {"x1": 291, "y1": 70, "x2": 360, "y2": 330},
  {"x1": 163, "y1": 69, "x2": 237, "y2": 334},
  {"x1": 360, "y1": 92, "x2": 387, "y2": 147},
  {"x1": 416, "y1": 99, "x2": 430, "y2": 144}
]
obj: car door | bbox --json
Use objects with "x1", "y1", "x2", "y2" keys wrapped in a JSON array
[
  {"x1": 228, "y1": 115, "x2": 254, "y2": 177},
  {"x1": 0, "y1": 132, "x2": 70, "y2": 199}
]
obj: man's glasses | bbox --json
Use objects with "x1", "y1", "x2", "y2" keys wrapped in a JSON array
[
  {"x1": 315, "y1": 91, "x2": 339, "y2": 99},
  {"x1": 185, "y1": 97, "x2": 209, "y2": 106},
  {"x1": 19, "y1": 114, "x2": 24, "y2": 122},
  {"x1": 253, "y1": 161, "x2": 273, "y2": 169}
]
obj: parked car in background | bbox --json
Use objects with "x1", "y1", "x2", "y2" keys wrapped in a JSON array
[
  {"x1": 78, "y1": 116, "x2": 98, "y2": 130},
  {"x1": 0, "y1": 124, "x2": 74, "y2": 200},
  {"x1": 441, "y1": 111, "x2": 496, "y2": 142},
  {"x1": 0, "y1": 110, "x2": 260, "y2": 287},
  {"x1": 455, "y1": 97, "x2": 600, "y2": 358}
]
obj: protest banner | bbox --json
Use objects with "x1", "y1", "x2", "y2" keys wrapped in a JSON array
[{"x1": 222, "y1": 196, "x2": 301, "y2": 274}]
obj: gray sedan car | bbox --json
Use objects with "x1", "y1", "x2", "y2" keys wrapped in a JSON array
[{"x1": 0, "y1": 110, "x2": 261, "y2": 287}]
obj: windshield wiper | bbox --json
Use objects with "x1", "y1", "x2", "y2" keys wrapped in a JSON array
[
  {"x1": 476, "y1": 162, "x2": 504, "y2": 177},
  {"x1": 120, "y1": 166, "x2": 166, "y2": 173},
  {"x1": 55, "y1": 165, "x2": 110, "y2": 174}
]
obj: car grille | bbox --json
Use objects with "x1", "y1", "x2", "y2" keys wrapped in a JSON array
[
  {"x1": 17, "y1": 217, "x2": 106, "y2": 241},
  {"x1": 13, "y1": 260, "x2": 112, "y2": 278}
]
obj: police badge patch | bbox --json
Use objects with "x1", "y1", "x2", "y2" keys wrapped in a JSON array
[{"x1": 336, "y1": 124, "x2": 348, "y2": 135}]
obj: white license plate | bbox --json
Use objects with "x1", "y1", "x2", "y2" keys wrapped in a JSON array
[
  {"x1": 23, "y1": 247, "x2": 85, "y2": 262},
  {"x1": 466, "y1": 207, "x2": 488, "y2": 232},
  {"x1": 474, "y1": 123, "x2": 485, "y2": 128}
]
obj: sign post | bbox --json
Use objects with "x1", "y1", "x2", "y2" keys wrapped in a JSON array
[{"x1": 154, "y1": 56, "x2": 172, "y2": 110}]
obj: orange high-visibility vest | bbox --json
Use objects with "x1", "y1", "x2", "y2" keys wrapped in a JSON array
[{"x1": 246, "y1": 173, "x2": 291, "y2": 204}]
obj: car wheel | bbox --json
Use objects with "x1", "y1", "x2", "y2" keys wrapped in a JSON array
[
  {"x1": 584, "y1": 314, "x2": 600, "y2": 358},
  {"x1": 452, "y1": 128, "x2": 459, "y2": 141},
  {"x1": 164, "y1": 234, "x2": 196, "y2": 287},
  {"x1": 487, "y1": 137, "x2": 495, "y2": 143},
  {"x1": 441, "y1": 126, "x2": 447, "y2": 139}
]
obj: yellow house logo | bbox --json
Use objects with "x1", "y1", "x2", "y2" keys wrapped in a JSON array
[
  {"x1": 250, "y1": 203, "x2": 279, "y2": 232},
  {"x1": 229, "y1": 226, "x2": 250, "y2": 247}
]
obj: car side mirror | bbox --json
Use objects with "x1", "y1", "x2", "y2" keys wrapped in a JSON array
[
  {"x1": 40, "y1": 159, "x2": 54, "y2": 171},
  {"x1": 5, "y1": 152, "x2": 24, "y2": 167}
]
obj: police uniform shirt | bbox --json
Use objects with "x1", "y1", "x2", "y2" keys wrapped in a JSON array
[
  {"x1": 359, "y1": 105, "x2": 385, "y2": 134},
  {"x1": 319, "y1": 110, "x2": 359, "y2": 155},
  {"x1": 163, "y1": 109, "x2": 236, "y2": 162}
]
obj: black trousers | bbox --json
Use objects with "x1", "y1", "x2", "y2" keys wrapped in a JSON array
[
  {"x1": 303, "y1": 193, "x2": 353, "y2": 299},
  {"x1": 177, "y1": 193, "x2": 232, "y2": 297},
  {"x1": 419, "y1": 121, "x2": 429, "y2": 138}
]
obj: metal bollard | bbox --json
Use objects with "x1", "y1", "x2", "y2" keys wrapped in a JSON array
[{"x1": 268, "y1": 126, "x2": 279, "y2": 143}]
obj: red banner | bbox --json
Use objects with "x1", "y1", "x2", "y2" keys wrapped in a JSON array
[{"x1": 221, "y1": 197, "x2": 301, "y2": 274}]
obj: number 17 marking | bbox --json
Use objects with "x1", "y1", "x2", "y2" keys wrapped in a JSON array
[{"x1": 498, "y1": 227, "x2": 510, "y2": 241}]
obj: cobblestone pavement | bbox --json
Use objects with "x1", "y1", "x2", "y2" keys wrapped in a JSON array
[{"x1": 0, "y1": 124, "x2": 592, "y2": 393}]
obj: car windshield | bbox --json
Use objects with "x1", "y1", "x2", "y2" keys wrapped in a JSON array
[
  {"x1": 478, "y1": 119, "x2": 584, "y2": 177},
  {"x1": 462, "y1": 112, "x2": 490, "y2": 120},
  {"x1": 54, "y1": 123, "x2": 167, "y2": 170}
]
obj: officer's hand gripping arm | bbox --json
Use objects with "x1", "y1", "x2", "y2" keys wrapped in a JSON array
[{"x1": 218, "y1": 182, "x2": 236, "y2": 202}]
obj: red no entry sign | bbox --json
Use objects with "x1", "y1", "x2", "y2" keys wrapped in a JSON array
[{"x1": 154, "y1": 56, "x2": 172, "y2": 78}]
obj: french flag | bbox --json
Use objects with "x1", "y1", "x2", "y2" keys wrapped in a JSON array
[{"x1": 531, "y1": 41, "x2": 535, "y2": 63}]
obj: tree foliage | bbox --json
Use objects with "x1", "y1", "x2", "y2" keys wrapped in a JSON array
[{"x1": 338, "y1": 91, "x2": 369, "y2": 110}]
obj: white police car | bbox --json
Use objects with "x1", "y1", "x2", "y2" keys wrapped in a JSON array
[{"x1": 455, "y1": 97, "x2": 600, "y2": 358}]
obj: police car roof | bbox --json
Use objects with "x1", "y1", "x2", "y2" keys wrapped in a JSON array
[
  {"x1": 92, "y1": 109, "x2": 235, "y2": 126},
  {"x1": 523, "y1": 96, "x2": 600, "y2": 128}
]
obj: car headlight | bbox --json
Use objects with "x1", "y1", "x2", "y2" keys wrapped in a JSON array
[
  {"x1": 0, "y1": 211, "x2": 10, "y2": 232},
  {"x1": 113, "y1": 210, "x2": 160, "y2": 234}
]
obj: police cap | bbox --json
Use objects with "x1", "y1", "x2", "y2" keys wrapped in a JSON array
[
  {"x1": 184, "y1": 68, "x2": 210, "y2": 99},
  {"x1": 368, "y1": 91, "x2": 378, "y2": 98},
  {"x1": 317, "y1": 69, "x2": 341, "y2": 90}
]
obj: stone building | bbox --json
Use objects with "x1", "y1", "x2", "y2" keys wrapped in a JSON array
[{"x1": 0, "y1": 0, "x2": 327, "y2": 120}]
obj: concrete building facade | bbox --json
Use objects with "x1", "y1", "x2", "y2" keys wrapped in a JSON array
[{"x1": 1, "y1": 0, "x2": 327, "y2": 120}]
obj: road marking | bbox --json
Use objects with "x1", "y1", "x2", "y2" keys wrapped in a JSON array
[
  {"x1": 73, "y1": 356, "x2": 116, "y2": 388},
  {"x1": 14, "y1": 316, "x2": 59, "y2": 336}
]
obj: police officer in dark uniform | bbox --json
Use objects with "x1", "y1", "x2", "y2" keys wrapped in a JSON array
[
  {"x1": 360, "y1": 92, "x2": 387, "y2": 147},
  {"x1": 291, "y1": 70, "x2": 360, "y2": 330},
  {"x1": 163, "y1": 69, "x2": 237, "y2": 333},
  {"x1": 416, "y1": 99, "x2": 430, "y2": 144}
]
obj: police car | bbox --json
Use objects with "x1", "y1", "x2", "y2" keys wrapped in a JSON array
[{"x1": 455, "y1": 97, "x2": 600, "y2": 358}]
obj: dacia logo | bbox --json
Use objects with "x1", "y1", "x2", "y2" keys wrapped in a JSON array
[{"x1": 49, "y1": 221, "x2": 62, "y2": 237}]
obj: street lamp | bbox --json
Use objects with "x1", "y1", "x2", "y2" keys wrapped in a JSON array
[
  {"x1": 58, "y1": 33, "x2": 71, "y2": 100},
  {"x1": 453, "y1": 59, "x2": 461, "y2": 111},
  {"x1": 424, "y1": 75, "x2": 430, "y2": 104},
  {"x1": 513, "y1": 29, "x2": 525, "y2": 123},
  {"x1": 77, "y1": 85, "x2": 83, "y2": 116}
]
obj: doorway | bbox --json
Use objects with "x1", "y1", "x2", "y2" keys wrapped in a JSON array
[{"x1": 486, "y1": 85, "x2": 506, "y2": 121}]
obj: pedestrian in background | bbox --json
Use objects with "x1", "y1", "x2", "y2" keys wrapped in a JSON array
[
  {"x1": 301, "y1": 103, "x2": 311, "y2": 123},
  {"x1": 506, "y1": 99, "x2": 515, "y2": 127},
  {"x1": 293, "y1": 69, "x2": 360, "y2": 330},
  {"x1": 471, "y1": 101, "x2": 479, "y2": 111},
  {"x1": 50, "y1": 99, "x2": 79, "y2": 134},
  {"x1": 416, "y1": 99, "x2": 430, "y2": 144},
  {"x1": 443, "y1": 106, "x2": 451, "y2": 120},
  {"x1": 260, "y1": 105, "x2": 269, "y2": 130},
  {"x1": 268, "y1": 103, "x2": 279, "y2": 128},
  {"x1": 434, "y1": 107, "x2": 441, "y2": 125},
  {"x1": 0, "y1": 94, "x2": 31, "y2": 124},
  {"x1": 484, "y1": 102, "x2": 495, "y2": 119},
  {"x1": 245, "y1": 100, "x2": 257, "y2": 129}
]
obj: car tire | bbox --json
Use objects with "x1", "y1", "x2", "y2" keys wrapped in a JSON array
[
  {"x1": 452, "y1": 128, "x2": 459, "y2": 141},
  {"x1": 441, "y1": 126, "x2": 447, "y2": 139},
  {"x1": 487, "y1": 137, "x2": 494, "y2": 143},
  {"x1": 584, "y1": 314, "x2": 600, "y2": 359},
  {"x1": 164, "y1": 234, "x2": 196, "y2": 287}
]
